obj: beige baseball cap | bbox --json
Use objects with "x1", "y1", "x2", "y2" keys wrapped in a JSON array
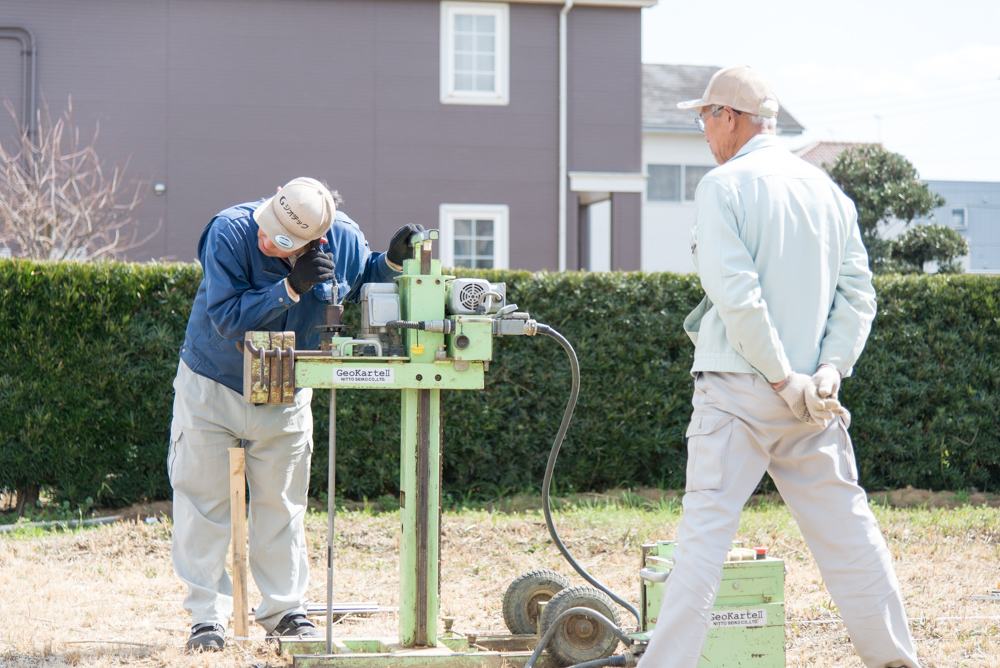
[
  {"x1": 677, "y1": 66, "x2": 779, "y2": 118},
  {"x1": 253, "y1": 177, "x2": 336, "y2": 251}
]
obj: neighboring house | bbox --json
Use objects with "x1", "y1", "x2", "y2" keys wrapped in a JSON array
[
  {"x1": 640, "y1": 64, "x2": 804, "y2": 274},
  {"x1": 1, "y1": 0, "x2": 654, "y2": 270},
  {"x1": 912, "y1": 181, "x2": 1000, "y2": 274}
]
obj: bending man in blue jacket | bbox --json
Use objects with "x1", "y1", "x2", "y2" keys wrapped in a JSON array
[
  {"x1": 169, "y1": 177, "x2": 421, "y2": 651},
  {"x1": 637, "y1": 68, "x2": 920, "y2": 668}
]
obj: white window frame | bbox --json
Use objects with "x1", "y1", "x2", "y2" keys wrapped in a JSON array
[
  {"x1": 438, "y1": 204, "x2": 510, "y2": 269},
  {"x1": 440, "y1": 1, "x2": 510, "y2": 106},
  {"x1": 950, "y1": 207, "x2": 968, "y2": 230}
]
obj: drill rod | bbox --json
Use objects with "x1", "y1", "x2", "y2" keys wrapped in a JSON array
[{"x1": 326, "y1": 388, "x2": 335, "y2": 655}]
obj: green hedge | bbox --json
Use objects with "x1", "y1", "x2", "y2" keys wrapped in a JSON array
[
  {"x1": 0, "y1": 260, "x2": 200, "y2": 506},
  {"x1": 1, "y1": 259, "x2": 998, "y2": 507}
]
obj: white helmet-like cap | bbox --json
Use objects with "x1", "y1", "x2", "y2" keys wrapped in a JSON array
[{"x1": 253, "y1": 177, "x2": 336, "y2": 251}]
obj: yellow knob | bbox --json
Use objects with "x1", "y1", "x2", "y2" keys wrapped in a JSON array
[{"x1": 411, "y1": 343, "x2": 425, "y2": 355}]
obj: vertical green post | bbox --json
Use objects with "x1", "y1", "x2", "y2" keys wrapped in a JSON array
[
  {"x1": 399, "y1": 387, "x2": 441, "y2": 647},
  {"x1": 398, "y1": 233, "x2": 445, "y2": 648}
]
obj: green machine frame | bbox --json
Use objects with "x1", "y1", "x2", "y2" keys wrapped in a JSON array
[{"x1": 241, "y1": 232, "x2": 548, "y2": 666}]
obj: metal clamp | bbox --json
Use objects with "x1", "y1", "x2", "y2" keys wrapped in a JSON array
[{"x1": 336, "y1": 339, "x2": 384, "y2": 358}]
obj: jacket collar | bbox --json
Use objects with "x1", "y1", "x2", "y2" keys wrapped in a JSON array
[{"x1": 731, "y1": 133, "x2": 784, "y2": 162}]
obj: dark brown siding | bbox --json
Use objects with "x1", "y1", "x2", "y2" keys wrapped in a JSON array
[
  {"x1": 3, "y1": 0, "x2": 641, "y2": 270},
  {"x1": 568, "y1": 7, "x2": 642, "y2": 174}
]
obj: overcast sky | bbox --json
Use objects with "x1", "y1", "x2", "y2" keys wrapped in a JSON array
[{"x1": 641, "y1": 0, "x2": 1000, "y2": 182}]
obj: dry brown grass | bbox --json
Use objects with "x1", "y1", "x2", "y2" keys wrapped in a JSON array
[{"x1": 1, "y1": 494, "x2": 998, "y2": 667}]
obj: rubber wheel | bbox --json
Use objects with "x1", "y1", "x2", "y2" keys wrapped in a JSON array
[
  {"x1": 501, "y1": 569, "x2": 571, "y2": 635},
  {"x1": 539, "y1": 585, "x2": 621, "y2": 667}
]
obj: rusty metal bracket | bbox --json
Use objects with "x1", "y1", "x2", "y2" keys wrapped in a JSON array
[{"x1": 242, "y1": 331, "x2": 296, "y2": 403}]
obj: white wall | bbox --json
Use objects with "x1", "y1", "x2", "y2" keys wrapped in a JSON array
[
  {"x1": 588, "y1": 199, "x2": 612, "y2": 272},
  {"x1": 641, "y1": 132, "x2": 716, "y2": 274}
]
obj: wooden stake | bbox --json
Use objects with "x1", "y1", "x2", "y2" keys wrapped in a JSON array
[{"x1": 229, "y1": 447, "x2": 249, "y2": 646}]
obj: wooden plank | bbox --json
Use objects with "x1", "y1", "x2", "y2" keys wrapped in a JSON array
[{"x1": 230, "y1": 448, "x2": 249, "y2": 646}]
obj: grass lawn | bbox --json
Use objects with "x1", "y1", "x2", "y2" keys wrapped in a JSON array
[{"x1": 1, "y1": 495, "x2": 998, "y2": 667}]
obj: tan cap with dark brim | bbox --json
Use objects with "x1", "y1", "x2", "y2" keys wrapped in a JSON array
[
  {"x1": 677, "y1": 66, "x2": 780, "y2": 118},
  {"x1": 253, "y1": 177, "x2": 336, "y2": 252}
]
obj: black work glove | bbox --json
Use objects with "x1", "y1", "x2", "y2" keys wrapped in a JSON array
[
  {"x1": 386, "y1": 224, "x2": 425, "y2": 266},
  {"x1": 287, "y1": 247, "x2": 335, "y2": 296}
]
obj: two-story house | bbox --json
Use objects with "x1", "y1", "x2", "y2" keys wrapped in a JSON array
[{"x1": 1, "y1": 0, "x2": 654, "y2": 269}]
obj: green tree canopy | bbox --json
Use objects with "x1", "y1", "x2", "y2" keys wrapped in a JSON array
[
  {"x1": 891, "y1": 224, "x2": 969, "y2": 274},
  {"x1": 828, "y1": 145, "x2": 947, "y2": 272}
]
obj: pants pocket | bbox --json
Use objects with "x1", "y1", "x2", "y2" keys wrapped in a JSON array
[
  {"x1": 684, "y1": 414, "x2": 734, "y2": 492},
  {"x1": 167, "y1": 421, "x2": 182, "y2": 484},
  {"x1": 837, "y1": 417, "x2": 858, "y2": 483}
]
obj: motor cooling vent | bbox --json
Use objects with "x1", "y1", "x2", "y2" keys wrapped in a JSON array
[{"x1": 458, "y1": 281, "x2": 485, "y2": 312}]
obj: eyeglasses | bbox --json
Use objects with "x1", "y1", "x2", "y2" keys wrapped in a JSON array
[{"x1": 695, "y1": 106, "x2": 742, "y2": 132}]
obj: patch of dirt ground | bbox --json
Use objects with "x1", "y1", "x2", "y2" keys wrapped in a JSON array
[{"x1": 1, "y1": 490, "x2": 998, "y2": 667}]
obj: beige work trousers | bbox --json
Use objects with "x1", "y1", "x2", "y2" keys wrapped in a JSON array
[
  {"x1": 639, "y1": 372, "x2": 920, "y2": 668},
  {"x1": 168, "y1": 360, "x2": 314, "y2": 633}
]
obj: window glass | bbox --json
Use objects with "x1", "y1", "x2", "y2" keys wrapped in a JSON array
[
  {"x1": 951, "y1": 208, "x2": 966, "y2": 228},
  {"x1": 454, "y1": 217, "x2": 496, "y2": 268},
  {"x1": 684, "y1": 166, "x2": 712, "y2": 201},
  {"x1": 453, "y1": 12, "x2": 495, "y2": 93},
  {"x1": 647, "y1": 165, "x2": 681, "y2": 201}
]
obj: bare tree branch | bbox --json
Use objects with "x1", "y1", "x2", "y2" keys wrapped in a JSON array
[{"x1": 0, "y1": 96, "x2": 160, "y2": 261}]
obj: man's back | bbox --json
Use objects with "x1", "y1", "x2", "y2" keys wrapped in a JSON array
[{"x1": 689, "y1": 134, "x2": 874, "y2": 378}]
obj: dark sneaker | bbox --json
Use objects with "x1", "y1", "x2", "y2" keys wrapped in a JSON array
[
  {"x1": 273, "y1": 613, "x2": 323, "y2": 638},
  {"x1": 186, "y1": 623, "x2": 226, "y2": 652}
]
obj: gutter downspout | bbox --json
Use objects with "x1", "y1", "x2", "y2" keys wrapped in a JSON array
[
  {"x1": 0, "y1": 26, "x2": 36, "y2": 139},
  {"x1": 558, "y1": 0, "x2": 573, "y2": 271}
]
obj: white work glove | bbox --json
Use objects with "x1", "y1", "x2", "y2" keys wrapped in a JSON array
[
  {"x1": 812, "y1": 364, "x2": 842, "y2": 400},
  {"x1": 775, "y1": 373, "x2": 843, "y2": 427}
]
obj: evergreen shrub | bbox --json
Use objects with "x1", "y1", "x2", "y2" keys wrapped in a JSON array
[{"x1": 1, "y1": 259, "x2": 997, "y2": 506}]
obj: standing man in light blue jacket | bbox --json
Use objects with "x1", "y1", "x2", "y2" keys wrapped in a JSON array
[{"x1": 638, "y1": 67, "x2": 921, "y2": 668}]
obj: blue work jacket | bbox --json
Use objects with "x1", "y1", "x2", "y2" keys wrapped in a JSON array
[{"x1": 179, "y1": 201, "x2": 397, "y2": 394}]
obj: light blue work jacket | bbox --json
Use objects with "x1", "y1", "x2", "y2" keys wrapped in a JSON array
[{"x1": 684, "y1": 134, "x2": 877, "y2": 382}]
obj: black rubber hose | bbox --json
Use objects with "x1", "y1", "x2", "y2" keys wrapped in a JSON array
[
  {"x1": 568, "y1": 656, "x2": 635, "y2": 668},
  {"x1": 385, "y1": 320, "x2": 424, "y2": 330},
  {"x1": 536, "y1": 324, "x2": 641, "y2": 627},
  {"x1": 523, "y1": 606, "x2": 634, "y2": 668}
]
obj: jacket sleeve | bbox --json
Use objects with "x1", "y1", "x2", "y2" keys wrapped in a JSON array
[
  {"x1": 202, "y1": 222, "x2": 296, "y2": 339},
  {"x1": 694, "y1": 180, "x2": 792, "y2": 383},
  {"x1": 342, "y1": 251, "x2": 397, "y2": 303},
  {"x1": 818, "y1": 207, "x2": 877, "y2": 377}
]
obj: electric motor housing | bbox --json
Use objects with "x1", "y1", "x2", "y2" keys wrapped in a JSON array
[{"x1": 446, "y1": 278, "x2": 506, "y2": 315}]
